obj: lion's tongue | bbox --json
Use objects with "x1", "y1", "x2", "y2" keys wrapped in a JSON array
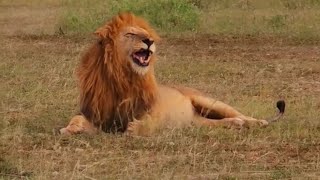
[{"x1": 133, "y1": 53, "x2": 148, "y2": 64}]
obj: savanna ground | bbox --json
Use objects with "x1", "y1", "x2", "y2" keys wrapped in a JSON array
[{"x1": 1, "y1": 0, "x2": 320, "y2": 179}]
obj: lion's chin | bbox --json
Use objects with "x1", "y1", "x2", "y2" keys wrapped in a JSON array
[{"x1": 130, "y1": 61, "x2": 150, "y2": 76}]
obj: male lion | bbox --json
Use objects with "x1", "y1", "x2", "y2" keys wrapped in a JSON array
[{"x1": 60, "y1": 12, "x2": 285, "y2": 136}]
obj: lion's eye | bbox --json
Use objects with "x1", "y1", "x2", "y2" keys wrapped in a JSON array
[{"x1": 125, "y1": 33, "x2": 136, "y2": 37}]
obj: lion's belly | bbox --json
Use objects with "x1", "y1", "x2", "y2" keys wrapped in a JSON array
[{"x1": 152, "y1": 85, "x2": 194, "y2": 128}]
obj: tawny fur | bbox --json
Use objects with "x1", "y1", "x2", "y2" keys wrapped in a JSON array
[{"x1": 60, "y1": 12, "x2": 284, "y2": 136}]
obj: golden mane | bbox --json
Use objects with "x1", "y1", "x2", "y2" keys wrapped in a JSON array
[{"x1": 77, "y1": 13, "x2": 159, "y2": 132}]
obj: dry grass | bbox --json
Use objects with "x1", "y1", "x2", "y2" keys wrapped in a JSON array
[{"x1": 1, "y1": 1, "x2": 320, "y2": 179}]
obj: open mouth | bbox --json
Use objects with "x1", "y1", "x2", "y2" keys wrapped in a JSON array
[{"x1": 132, "y1": 49, "x2": 152, "y2": 67}]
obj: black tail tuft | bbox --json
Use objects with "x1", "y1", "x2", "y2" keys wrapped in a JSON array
[{"x1": 276, "y1": 100, "x2": 285, "y2": 113}]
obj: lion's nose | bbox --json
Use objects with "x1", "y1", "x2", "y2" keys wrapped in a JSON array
[{"x1": 142, "y1": 39, "x2": 154, "y2": 47}]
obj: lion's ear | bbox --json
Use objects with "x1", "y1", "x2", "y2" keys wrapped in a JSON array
[{"x1": 94, "y1": 27, "x2": 109, "y2": 39}]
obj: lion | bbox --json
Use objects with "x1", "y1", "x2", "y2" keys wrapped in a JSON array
[{"x1": 59, "y1": 12, "x2": 285, "y2": 136}]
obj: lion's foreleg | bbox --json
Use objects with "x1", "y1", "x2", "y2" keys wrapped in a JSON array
[
  {"x1": 126, "y1": 114, "x2": 162, "y2": 136},
  {"x1": 60, "y1": 115, "x2": 98, "y2": 135}
]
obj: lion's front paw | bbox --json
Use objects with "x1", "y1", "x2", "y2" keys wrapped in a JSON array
[
  {"x1": 126, "y1": 119, "x2": 143, "y2": 136},
  {"x1": 59, "y1": 127, "x2": 72, "y2": 136}
]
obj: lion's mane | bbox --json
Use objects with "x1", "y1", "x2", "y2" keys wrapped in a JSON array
[{"x1": 76, "y1": 13, "x2": 159, "y2": 132}]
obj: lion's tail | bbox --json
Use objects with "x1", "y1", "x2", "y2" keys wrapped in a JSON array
[{"x1": 266, "y1": 100, "x2": 286, "y2": 123}]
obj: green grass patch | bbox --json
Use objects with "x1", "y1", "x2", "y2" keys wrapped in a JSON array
[
  {"x1": 58, "y1": 0, "x2": 200, "y2": 34},
  {"x1": 57, "y1": 0, "x2": 320, "y2": 41}
]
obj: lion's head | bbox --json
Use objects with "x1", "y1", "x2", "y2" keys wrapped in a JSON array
[
  {"x1": 95, "y1": 12, "x2": 160, "y2": 75},
  {"x1": 77, "y1": 13, "x2": 159, "y2": 132}
]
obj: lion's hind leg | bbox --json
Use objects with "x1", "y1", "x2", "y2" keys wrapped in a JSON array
[
  {"x1": 193, "y1": 115, "x2": 245, "y2": 129},
  {"x1": 60, "y1": 115, "x2": 97, "y2": 135},
  {"x1": 189, "y1": 94, "x2": 269, "y2": 127}
]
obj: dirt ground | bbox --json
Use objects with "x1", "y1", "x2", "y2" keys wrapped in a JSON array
[{"x1": 1, "y1": 3, "x2": 320, "y2": 179}]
